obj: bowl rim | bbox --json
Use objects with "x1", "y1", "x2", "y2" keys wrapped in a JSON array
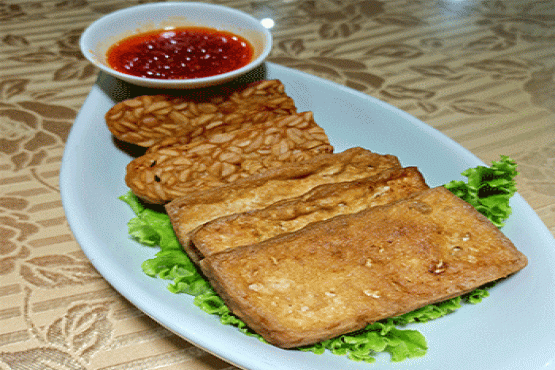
[{"x1": 79, "y1": 2, "x2": 273, "y2": 88}]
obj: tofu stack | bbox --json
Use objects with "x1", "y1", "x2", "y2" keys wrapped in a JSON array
[
  {"x1": 113, "y1": 79, "x2": 528, "y2": 350},
  {"x1": 198, "y1": 187, "x2": 527, "y2": 348}
]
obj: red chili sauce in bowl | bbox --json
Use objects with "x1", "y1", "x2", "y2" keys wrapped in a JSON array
[{"x1": 106, "y1": 27, "x2": 254, "y2": 80}]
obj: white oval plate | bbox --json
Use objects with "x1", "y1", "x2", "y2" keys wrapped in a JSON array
[{"x1": 60, "y1": 63, "x2": 555, "y2": 370}]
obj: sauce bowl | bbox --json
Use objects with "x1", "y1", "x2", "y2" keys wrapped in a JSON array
[{"x1": 80, "y1": 2, "x2": 272, "y2": 89}]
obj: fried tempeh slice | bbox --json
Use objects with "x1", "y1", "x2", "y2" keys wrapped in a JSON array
[
  {"x1": 105, "y1": 79, "x2": 297, "y2": 147},
  {"x1": 188, "y1": 167, "x2": 429, "y2": 262},
  {"x1": 126, "y1": 111, "x2": 333, "y2": 204},
  {"x1": 165, "y1": 147, "x2": 401, "y2": 260},
  {"x1": 199, "y1": 187, "x2": 528, "y2": 349}
]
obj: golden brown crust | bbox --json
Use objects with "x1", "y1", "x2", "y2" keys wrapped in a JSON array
[
  {"x1": 125, "y1": 111, "x2": 333, "y2": 204},
  {"x1": 199, "y1": 187, "x2": 528, "y2": 348},
  {"x1": 189, "y1": 166, "x2": 429, "y2": 262},
  {"x1": 165, "y1": 147, "x2": 401, "y2": 259},
  {"x1": 105, "y1": 79, "x2": 297, "y2": 147}
]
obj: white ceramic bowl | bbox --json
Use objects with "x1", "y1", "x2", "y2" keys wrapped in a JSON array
[{"x1": 80, "y1": 2, "x2": 272, "y2": 89}]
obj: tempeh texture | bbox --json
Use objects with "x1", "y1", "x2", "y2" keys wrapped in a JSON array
[
  {"x1": 126, "y1": 112, "x2": 333, "y2": 204},
  {"x1": 105, "y1": 79, "x2": 297, "y2": 147}
]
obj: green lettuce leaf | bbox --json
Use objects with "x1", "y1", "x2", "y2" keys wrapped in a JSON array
[
  {"x1": 119, "y1": 155, "x2": 517, "y2": 363},
  {"x1": 444, "y1": 155, "x2": 517, "y2": 227},
  {"x1": 119, "y1": 192, "x2": 210, "y2": 296},
  {"x1": 300, "y1": 321, "x2": 427, "y2": 363}
]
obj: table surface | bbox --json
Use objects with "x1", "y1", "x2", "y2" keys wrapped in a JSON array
[{"x1": 1, "y1": 0, "x2": 553, "y2": 369}]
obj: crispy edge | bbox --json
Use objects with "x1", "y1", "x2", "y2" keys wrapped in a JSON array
[
  {"x1": 165, "y1": 147, "x2": 401, "y2": 257},
  {"x1": 188, "y1": 166, "x2": 429, "y2": 262}
]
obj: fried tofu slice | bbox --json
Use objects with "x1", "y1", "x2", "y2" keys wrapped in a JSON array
[
  {"x1": 125, "y1": 111, "x2": 333, "y2": 204},
  {"x1": 165, "y1": 147, "x2": 401, "y2": 260},
  {"x1": 105, "y1": 79, "x2": 297, "y2": 147},
  {"x1": 188, "y1": 167, "x2": 428, "y2": 263},
  {"x1": 199, "y1": 186, "x2": 528, "y2": 349}
]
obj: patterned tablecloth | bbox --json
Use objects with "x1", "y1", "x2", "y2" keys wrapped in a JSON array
[{"x1": 1, "y1": 1, "x2": 553, "y2": 369}]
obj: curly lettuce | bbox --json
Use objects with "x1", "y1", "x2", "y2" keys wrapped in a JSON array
[
  {"x1": 119, "y1": 192, "x2": 211, "y2": 296},
  {"x1": 444, "y1": 155, "x2": 518, "y2": 227},
  {"x1": 119, "y1": 155, "x2": 516, "y2": 363}
]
